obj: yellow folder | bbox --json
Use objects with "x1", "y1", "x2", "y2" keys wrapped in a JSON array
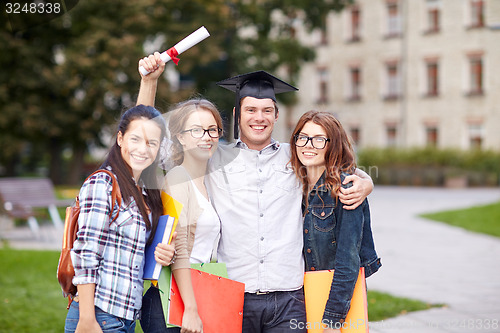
[
  {"x1": 161, "y1": 191, "x2": 183, "y2": 243},
  {"x1": 303, "y1": 268, "x2": 368, "y2": 333},
  {"x1": 149, "y1": 191, "x2": 183, "y2": 286}
]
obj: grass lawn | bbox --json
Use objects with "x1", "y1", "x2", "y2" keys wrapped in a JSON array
[
  {"x1": 0, "y1": 248, "x2": 67, "y2": 333},
  {"x1": 420, "y1": 201, "x2": 500, "y2": 238},
  {"x1": 0, "y1": 247, "x2": 438, "y2": 332}
]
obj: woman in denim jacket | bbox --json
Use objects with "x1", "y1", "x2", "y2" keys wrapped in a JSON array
[{"x1": 289, "y1": 110, "x2": 381, "y2": 332}]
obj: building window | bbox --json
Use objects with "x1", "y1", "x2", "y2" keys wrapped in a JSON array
[
  {"x1": 385, "y1": 61, "x2": 400, "y2": 100},
  {"x1": 470, "y1": 0, "x2": 485, "y2": 28},
  {"x1": 350, "y1": 127, "x2": 360, "y2": 145},
  {"x1": 349, "y1": 66, "x2": 362, "y2": 101},
  {"x1": 386, "y1": 1, "x2": 401, "y2": 37},
  {"x1": 428, "y1": 8, "x2": 440, "y2": 33},
  {"x1": 320, "y1": 26, "x2": 328, "y2": 45},
  {"x1": 318, "y1": 68, "x2": 329, "y2": 104},
  {"x1": 425, "y1": 0, "x2": 441, "y2": 33},
  {"x1": 350, "y1": 5, "x2": 361, "y2": 41},
  {"x1": 468, "y1": 123, "x2": 483, "y2": 149},
  {"x1": 426, "y1": 126, "x2": 438, "y2": 147},
  {"x1": 386, "y1": 124, "x2": 398, "y2": 147},
  {"x1": 468, "y1": 54, "x2": 483, "y2": 95},
  {"x1": 426, "y1": 60, "x2": 439, "y2": 96}
]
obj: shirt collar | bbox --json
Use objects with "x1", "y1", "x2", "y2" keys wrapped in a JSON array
[
  {"x1": 310, "y1": 170, "x2": 329, "y2": 194},
  {"x1": 234, "y1": 138, "x2": 280, "y2": 152}
]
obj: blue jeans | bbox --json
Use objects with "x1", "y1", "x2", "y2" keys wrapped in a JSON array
[
  {"x1": 65, "y1": 300, "x2": 136, "y2": 333},
  {"x1": 242, "y1": 289, "x2": 307, "y2": 333},
  {"x1": 140, "y1": 284, "x2": 180, "y2": 333}
]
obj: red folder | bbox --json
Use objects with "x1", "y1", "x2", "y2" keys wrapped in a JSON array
[
  {"x1": 167, "y1": 268, "x2": 245, "y2": 333},
  {"x1": 303, "y1": 268, "x2": 368, "y2": 333}
]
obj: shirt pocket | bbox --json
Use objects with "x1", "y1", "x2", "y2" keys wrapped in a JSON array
[
  {"x1": 110, "y1": 200, "x2": 138, "y2": 235},
  {"x1": 213, "y1": 163, "x2": 247, "y2": 192},
  {"x1": 311, "y1": 205, "x2": 336, "y2": 232},
  {"x1": 272, "y1": 164, "x2": 300, "y2": 192}
]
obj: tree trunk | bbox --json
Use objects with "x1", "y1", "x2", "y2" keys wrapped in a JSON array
[
  {"x1": 48, "y1": 138, "x2": 63, "y2": 185},
  {"x1": 67, "y1": 145, "x2": 86, "y2": 185}
]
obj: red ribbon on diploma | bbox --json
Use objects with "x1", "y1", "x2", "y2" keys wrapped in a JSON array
[{"x1": 167, "y1": 47, "x2": 180, "y2": 65}]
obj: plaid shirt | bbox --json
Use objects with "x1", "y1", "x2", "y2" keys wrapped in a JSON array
[{"x1": 71, "y1": 170, "x2": 147, "y2": 320}]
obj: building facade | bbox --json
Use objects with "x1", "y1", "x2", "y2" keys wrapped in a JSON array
[{"x1": 276, "y1": 0, "x2": 500, "y2": 151}]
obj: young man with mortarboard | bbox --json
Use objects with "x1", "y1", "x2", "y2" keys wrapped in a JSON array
[{"x1": 205, "y1": 71, "x2": 374, "y2": 332}]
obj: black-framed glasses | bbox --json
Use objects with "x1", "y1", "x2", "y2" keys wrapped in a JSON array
[
  {"x1": 181, "y1": 127, "x2": 222, "y2": 138},
  {"x1": 294, "y1": 134, "x2": 330, "y2": 149}
]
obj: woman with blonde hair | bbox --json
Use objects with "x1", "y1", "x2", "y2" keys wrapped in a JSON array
[{"x1": 141, "y1": 98, "x2": 224, "y2": 333}]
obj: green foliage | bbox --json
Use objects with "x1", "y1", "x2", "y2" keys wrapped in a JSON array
[
  {"x1": 358, "y1": 147, "x2": 500, "y2": 173},
  {"x1": 357, "y1": 147, "x2": 500, "y2": 186},
  {"x1": 421, "y1": 202, "x2": 500, "y2": 238}
]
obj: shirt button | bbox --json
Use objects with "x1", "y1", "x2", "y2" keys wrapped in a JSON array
[
  {"x1": 304, "y1": 229, "x2": 308, "y2": 234},
  {"x1": 260, "y1": 213, "x2": 263, "y2": 217},
  {"x1": 259, "y1": 189, "x2": 263, "y2": 193},
  {"x1": 259, "y1": 169, "x2": 262, "y2": 172},
  {"x1": 321, "y1": 211, "x2": 325, "y2": 217},
  {"x1": 307, "y1": 248, "x2": 311, "y2": 253},
  {"x1": 260, "y1": 260, "x2": 264, "y2": 264},
  {"x1": 260, "y1": 237, "x2": 264, "y2": 241}
]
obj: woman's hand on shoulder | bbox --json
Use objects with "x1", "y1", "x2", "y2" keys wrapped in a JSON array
[
  {"x1": 155, "y1": 232, "x2": 177, "y2": 266},
  {"x1": 138, "y1": 52, "x2": 165, "y2": 81},
  {"x1": 338, "y1": 174, "x2": 372, "y2": 210}
]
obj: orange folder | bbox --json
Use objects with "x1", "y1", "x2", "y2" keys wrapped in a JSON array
[
  {"x1": 167, "y1": 268, "x2": 245, "y2": 333},
  {"x1": 303, "y1": 268, "x2": 368, "y2": 333}
]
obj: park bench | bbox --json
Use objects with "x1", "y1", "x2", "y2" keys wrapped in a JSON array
[{"x1": 0, "y1": 177, "x2": 72, "y2": 236}]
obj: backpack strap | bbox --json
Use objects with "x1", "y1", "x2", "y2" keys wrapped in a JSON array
[{"x1": 81, "y1": 169, "x2": 122, "y2": 223}]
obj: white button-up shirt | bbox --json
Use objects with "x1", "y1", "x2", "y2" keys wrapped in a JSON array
[{"x1": 206, "y1": 139, "x2": 304, "y2": 293}]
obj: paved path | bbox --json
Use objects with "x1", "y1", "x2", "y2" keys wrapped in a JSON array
[
  {"x1": 367, "y1": 186, "x2": 500, "y2": 333},
  {"x1": 1, "y1": 186, "x2": 500, "y2": 332}
]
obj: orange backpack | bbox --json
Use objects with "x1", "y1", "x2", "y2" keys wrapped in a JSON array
[{"x1": 57, "y1": 169, "x2": 122, "y2": 309}]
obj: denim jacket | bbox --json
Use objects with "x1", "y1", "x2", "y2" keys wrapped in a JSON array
[{"x1": 302, "y1": 172, "x2": 381, "y2": 326}]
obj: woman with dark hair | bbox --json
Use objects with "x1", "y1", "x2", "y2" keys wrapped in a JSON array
[
  {"x1": 65, "y1": 104, "x2": 176, "y2": 333},
  {"x1": 289, "y1": 110, "x2": 381, "y2": 332}
]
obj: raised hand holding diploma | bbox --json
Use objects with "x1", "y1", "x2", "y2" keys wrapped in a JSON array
[
  {"x1": 139, "y1": 52, "x2": 165, "y2": 80},
  {"x1": 139, "y1": 26, "x2": 210, "y2": 76}
]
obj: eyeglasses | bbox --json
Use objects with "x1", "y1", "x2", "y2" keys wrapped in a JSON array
[
  {"x1": 294, "y1": 134, "x2": 330, "y2": 149},
  {"x1": 181, "y1": 127, "x2": 222, "y2": 138}
]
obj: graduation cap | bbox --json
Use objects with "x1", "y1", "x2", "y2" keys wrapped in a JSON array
[{"x1": 216, "y1": 70, "x2": 298, "y2": 139}]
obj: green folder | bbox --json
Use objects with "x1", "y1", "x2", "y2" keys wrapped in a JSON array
[{"x1": 155, "y1": 262, "x2": 228, "y2": 327}]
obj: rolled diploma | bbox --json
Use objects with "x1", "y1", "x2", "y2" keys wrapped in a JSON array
[{"x1": 139, "y1": 26, "x2": 210, "y2": 76}]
